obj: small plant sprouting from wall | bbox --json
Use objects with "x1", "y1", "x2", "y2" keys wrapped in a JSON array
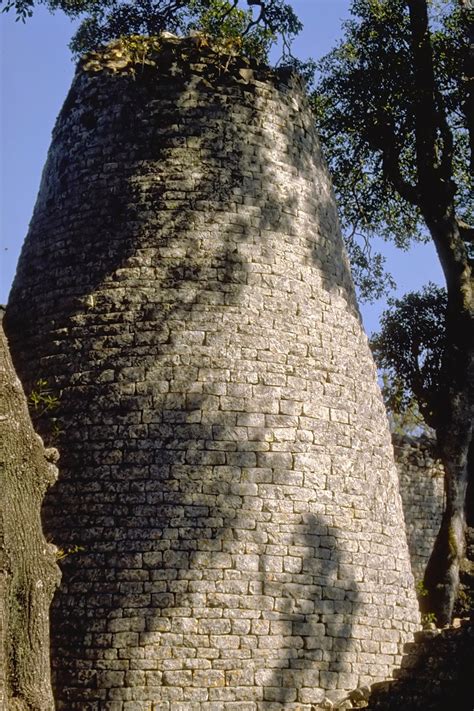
[
  {"x1": 416, "y1": 579, "x2": 429, "y2": 602},
  {"x1": 28, "y1": 378, "x2": 62, "y2": 442},
  {"x1": 55, "y1": 544, "x2": 85, "y2": 561},
  {"x1": 416, "y1": 580, "x2": 438, "y2": 628},
  {"x1": 80, "y1": 22, "x2": 279, "y2": 81},
  {"x1": 28, "y1": 378, "x2": 59, "y2": 414}
]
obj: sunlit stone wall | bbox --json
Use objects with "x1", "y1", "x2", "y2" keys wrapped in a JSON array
[{"x1": 6, "y1": 37, "x2": 419, "y2": 710}]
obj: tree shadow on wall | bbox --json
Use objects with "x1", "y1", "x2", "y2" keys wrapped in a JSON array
[{"x1": 263, "y1": 515, "x2": 361, "y2": 707}]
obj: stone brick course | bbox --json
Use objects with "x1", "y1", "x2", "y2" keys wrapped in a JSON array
[
  {"x1": 5, "y1": 37, "x2": 419, "y2": 709},
  {"x1": 308, "y1": 619, "x2": 473, "y2": 710},
  {"x1": 365, "y1": 617, "x2": 474, "y2": 710},
  {"x1": 393, "y1": 435, "x2": 444, "y2": 583}
]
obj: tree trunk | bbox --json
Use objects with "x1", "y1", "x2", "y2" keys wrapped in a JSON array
[
  {"x1": 0, "y1": 320, "x2": 61, "y2": 710},
  {"x1": 422, "y1": 421, "x2": 472, "y2": 625},
  {"x1": 421, "y1": 215, "x2": 474, "y2": 626},
  {"x1": 402, "y1": 0, "x2": 474, "y2": 626}
]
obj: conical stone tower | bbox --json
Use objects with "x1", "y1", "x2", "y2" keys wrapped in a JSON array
[{"x1": 5, "y1": 37, "x2": 420, "y2": 710}]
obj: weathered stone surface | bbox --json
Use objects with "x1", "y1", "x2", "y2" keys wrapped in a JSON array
[
  {"x1": 364, "y1": 617, "x2": 474, "y2": 710},
  {"x1": 392, "y1": 435, "x2": 444, "y2": 583},
  {"x1": 5, "y1": 37, "x2": 419, "y2": 709}
]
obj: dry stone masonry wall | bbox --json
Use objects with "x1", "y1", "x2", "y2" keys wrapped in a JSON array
[
  {"x1": 393, "y1": 435, "x2": 444, "y2": 583},
  {"x1": 365, "y1": 617, "x2": 474, "y2": 711},
  {"x1": 5, "y1": 38, "x2": 420, "y2": 710}
]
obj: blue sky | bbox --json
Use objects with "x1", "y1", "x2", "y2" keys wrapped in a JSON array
[{"x1": 0, "y1": 0, "x2": 443, "y2": 333}]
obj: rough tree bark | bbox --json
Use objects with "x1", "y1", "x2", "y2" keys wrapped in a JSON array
[
  {"x1": 0, "y1": 320, "x2": 61, "y2": 710},
  {"x1": 369, "y1": 0, "x2": 474, "y2": 625},
  {"x1": 404, "y1": 0, "x2": 474, "y2": 626}
]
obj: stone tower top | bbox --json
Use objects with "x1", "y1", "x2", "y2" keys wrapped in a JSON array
[{"x1": 78, "y1": 33, "x2": 303, "y2": 86}]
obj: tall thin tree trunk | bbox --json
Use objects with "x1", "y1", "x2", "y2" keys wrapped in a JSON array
[
  {"x1": 422, "y1": 239, "x2": 474, "y2": 623},
  {"x1": 423, "y1": 425, "x2": 471, "y2": 625},
  {"x1": 0, "y1": 321, "x2": 61, "y2": 710}
]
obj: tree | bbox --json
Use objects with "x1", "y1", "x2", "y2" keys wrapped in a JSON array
[
  {"x1": 371, "y1": 283, "x2": 447, "y2": 433},
  {"x1": 1, "y1": 0, "x2": 302, "y2": 61},
  {"x1": 0, "y1": 319, "x2": 61, "y2": 709},
  {"x1": 371, "y1": 284, "x2": 474, "y2": 616},
  {"x1": 314, "y1": 0, "x2": 473, "y2": 625}
]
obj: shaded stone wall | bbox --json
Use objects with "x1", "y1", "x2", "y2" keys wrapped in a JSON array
[
  {"x1": 305, "y1": 617, "x2": 474, "y2": 710},
  {"x1": 393, "y1": 436, "x2": 444, "y2": 583},
  {"x1": 5, "y1": 38, "x2": 419, "y2": 710},
  {"x1": 365, "y1": 617, "x2": 474, "y2": 711}
]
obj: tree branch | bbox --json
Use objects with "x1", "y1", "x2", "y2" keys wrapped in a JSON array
[
  {"x1": 381, "y1": 151, "x2": 420, "y2": 206},
  {"x1": 458, "y1": 0, "x2": 474, "y2": 173},
  {"x1": 406, "y1": 0, "x2": 455, "y2": 205},
  {"x1": 406, "y1": 0, "x2": 438, "y2": 165},
  {"x1": 242, "y1": 0, "x2": 264, "y2": 37},
  {"x1": 215, "y1": 0, "x2": 239, "y2": 27},
  {"x1": 435, "y1": 86, "x2": 456, "y2": 192},
  {"x1": 372, "y1": 114, "x2": 421, "y2": 205},
  {"x1": 458, "y1": 219, "x2": 474, "y2": 243}
]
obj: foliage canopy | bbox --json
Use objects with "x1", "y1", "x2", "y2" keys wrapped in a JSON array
[
  {"x1": 313, "y1": 0, "x2": 473, "y2": 300},
  {"x1": 1, "y1": 0, "x2": 302, "y2": 62},
  {"x1": 4, "y1": 0, "x2": 470, "y2": 303},
  {"x1": 371, "y1": 283, "x2": 447, "y2": 432}
]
